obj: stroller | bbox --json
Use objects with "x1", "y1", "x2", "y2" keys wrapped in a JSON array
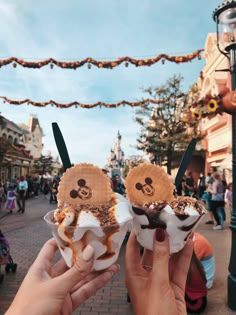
[{"x1": 0, "y1": 230, "x2": 17, "y2": 283}]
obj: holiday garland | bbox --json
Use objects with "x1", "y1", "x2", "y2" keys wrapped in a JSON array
[
  {"x1": 189, "y1": 87, "x2": 236, "y2": 119},
  {"x1": 0, "y1": 95, "x2": 176, "y2": 109},
  {"x1": 0, "y1": 49, "x2": 203, "y2": 69},
  {"x1": 190, "y1": 94, "x2": 224, "y2": 120}
]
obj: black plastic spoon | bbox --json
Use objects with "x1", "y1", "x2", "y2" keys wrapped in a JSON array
[{"x1": 52, "y1": 122, "x2": 72, "y2": 170}]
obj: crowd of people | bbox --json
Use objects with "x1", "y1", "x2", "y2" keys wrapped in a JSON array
[
  {"x1": 0, "y1": 174, "x2": 60, "y2": 214},
  {"x1": 178, "y1": 168, "x2": 232, "y2": 231}
]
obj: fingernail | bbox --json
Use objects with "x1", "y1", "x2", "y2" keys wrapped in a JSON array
[
  {"x1": 189, "y1": 232, "x2": 194, "y2": 240},
  {"x1": 155, "y1": 228, "x2": 165, "y2": 242},
  {"x1": 82, "y1": 245, "x2": 94, "y2": 262}
]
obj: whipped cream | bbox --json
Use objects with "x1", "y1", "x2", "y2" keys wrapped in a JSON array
[
  {"x1": 130, "y1": 197, "x2": 206, "y2": 253},
  {"x1": 46, "y1": 193, "x2": 133, "y2": 270}
]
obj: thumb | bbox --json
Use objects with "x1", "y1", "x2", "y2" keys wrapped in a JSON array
[
  {"x1": 151, "y1": 229, "x2": 170, "y2": 285},
  {"x1": 55, "y1": 244, "x2": 95, "y2": 292}
]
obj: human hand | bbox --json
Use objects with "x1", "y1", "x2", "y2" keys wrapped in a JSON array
[
  {"x1": 6, "y1": 238, "x2": 119, "y2": 315},
  {"x1": 125, "y1": 230, "x2": 193, "y2": 315}
]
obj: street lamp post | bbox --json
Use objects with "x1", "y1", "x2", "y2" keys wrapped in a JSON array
[{"x1": 213, "y1": 0, "x2": 236, "y2": 310}]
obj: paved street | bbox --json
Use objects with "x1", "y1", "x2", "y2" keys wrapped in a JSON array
[{"x1": 0, "y1": 195, "x2": 236, "y2": 314}]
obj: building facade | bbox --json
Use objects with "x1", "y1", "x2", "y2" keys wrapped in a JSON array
[
  {"x1": 0, "y1": 115, "x2": 33, "y2": 182},
  {"x1": 0, "y1": 115, "x2": 46, "y2": 183},
  {"x1": 197, "y1": 33, "x2": 232, "y2": 182},
  {"x1": 18, "y1": 116, "x2": 44, "y2": 159}
]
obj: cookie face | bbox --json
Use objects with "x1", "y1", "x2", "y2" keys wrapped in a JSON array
[
  {"x1": 57, "y1": 163, "x2": 114, "y2": 206},
  {"x1": 126, "y1": 163, "x2": 174, "y2": 205}
]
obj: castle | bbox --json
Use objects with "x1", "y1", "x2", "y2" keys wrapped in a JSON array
[{"x1": 105, "y1": 131, "x2": 125, "y2": 177}]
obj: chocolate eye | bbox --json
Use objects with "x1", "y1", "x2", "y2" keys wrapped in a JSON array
[
  {"x1": 145, "y1": 177, "x2": 152, "y2": 185},
  {"x1": 136, "y1": 182, "x2": 143, "y2": 190},
  {"x1": 70, "y1": 190, "x2": 78, "y2": 198},
  {"x1": 78, "y1": 179, "x2": 86, "y2": 187}
]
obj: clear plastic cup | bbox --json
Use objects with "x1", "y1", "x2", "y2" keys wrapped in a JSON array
[
  {"x1": 44, "y1": 207, "x2": 132, "y2": 271},
  {"x1": 130, "y1": 201, "x2": 206, "y2": 254}
]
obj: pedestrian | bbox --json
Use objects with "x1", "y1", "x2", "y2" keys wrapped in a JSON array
[
  {"x1": 4, "y1": 179, "x2": 10, "y2": 194},
  {"x1": 204, "y1": 172, "x2": 215, "y2": 225},
  {"x1": 16, "y1": 176, "x2": 28, "y2": 214},
  {"x1": 205, "y1": 172, "x2": 213, "y2": 186},
  {"x1": 197, "y1": 172, "x2": 206, "y2": 199},
  {"x1": 5, "y1": 185, "x2": 16, "y2": 214},
  {"x1": 0, "y1": 182, "x2": 4, "y2": 210},
  {"x1": 49, "y1": 179, "x2": 59, "y2": 204},
  {"x1": 225, "y1": 182, "x2": 232, "y2": 211},
  {"x1": 12, "y1": 175, "x2": 18, "y2": 189},
  {"x1": 185, "y1": 171, "x2": 195, "y2": 197},
  {"x1": 34, "y1": 176, "x2": 40, "y2": 197},
  {"x1": 42, "y1": 179, "x2": 50, "y2": 199},
  {"x1": 208, "y1": 172, "x2": 225, "y2": 230},
  {"x1": 193, "y1": 232, "x2": 215, "y2": 289},
  {"x1": 114, "y1": 175, "x2": 126, "y2": 196}
]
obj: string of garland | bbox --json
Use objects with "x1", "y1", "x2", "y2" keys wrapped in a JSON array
[
  {"x1": 0, "y1": 49, "x2": 203, "y2": 69},
  {"x1": 0, "y1": 95, "x2": 176, "y2": 109}
]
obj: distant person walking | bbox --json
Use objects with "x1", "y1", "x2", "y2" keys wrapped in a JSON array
[
  {"x1": 185, "y1": 172, "x2": 195, "y2": 197},
  {"x1": 0, "y1": 183, "x2": 4, "y2": 210},
  {"x1": 5, "y1": 186, "x2": 16, "y2": 214},
  {"x1": 204, "y1": 172, "x2": 215, "y2": 225},
  {"x1": 42, "y1": 179, "x2": 50, "y2": 199},
  {"x1": 225, "y1": 182, "x2": 232, "y2": 211},
  {"x1": 208, "y1": 172, "x2": 225, "y2": 230},
  {"x1": 17, "y1": 176, "x2": 28, "y2": 214},
  {"x1": 197, "y1": 172, "x2": 206, "y2": 199}
]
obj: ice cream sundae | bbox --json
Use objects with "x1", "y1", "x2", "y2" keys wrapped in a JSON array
[
  {"x1": 44, "y1": 163, "x2": 132, "y2": 271},
  {"x1": 125, "y1": 163, "x2": 206, "y2": 253}
]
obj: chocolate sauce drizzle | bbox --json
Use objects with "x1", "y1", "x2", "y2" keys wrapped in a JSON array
[
  {"x1": 178, "y1": 216, "x2": 202, "y2": 232},
  {"x1": 132, "y1": 205, "x2": 167, "y2": 230}
]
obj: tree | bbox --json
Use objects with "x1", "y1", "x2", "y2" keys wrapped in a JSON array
[
  {"x1": 135, "y1": 74, "x2": 201, "y2": 174},
  {"x1": 32, "y1": 155, "x2": 53, "y2": 175}
]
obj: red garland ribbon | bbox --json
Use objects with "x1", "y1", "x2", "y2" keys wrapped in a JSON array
[
  {"x1": 0, "y1": 50, "x2": 203, "y2": 69},
  {"x1": 0, "y1": 95, "x2": 176, "y2": 109}
]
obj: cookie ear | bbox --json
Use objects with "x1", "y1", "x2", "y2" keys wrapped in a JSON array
[
  {"x1": 70, "y1": 190, "x2": 78, "y2": 198},
  {"x1": 135, "y1": 182, "x2": 143, "y2": 190},
  {"x1": 78, "y1": 179, "x2": 86, "y2": 187},
  {"x1": 145, "y1": 177, "x2": 152, "y2": 185}
]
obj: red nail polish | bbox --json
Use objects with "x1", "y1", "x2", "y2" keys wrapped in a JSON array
[{"x1": 155, "y1": 228, "x2": 165, "y2": 242}]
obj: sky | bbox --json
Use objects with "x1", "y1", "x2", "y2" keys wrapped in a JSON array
[{"x1": 0, "y1": 0, "x2": 220, "y2": 168}]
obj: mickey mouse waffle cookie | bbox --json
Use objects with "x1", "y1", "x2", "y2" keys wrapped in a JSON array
[
  {"x1": 57, "y1": 163, "x2": 114, "y2": 207},
  {"x1": 44, "y1": 163, "x2": 133, "y2": 271},
  {"x1": 125, "y1": 163, "x2": 175, "y2": 205}
]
